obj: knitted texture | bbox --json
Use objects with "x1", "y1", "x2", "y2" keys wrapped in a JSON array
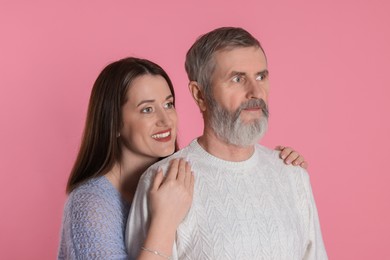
[
  {"x1": 126, "y1": 139, "x2": 327, "y2": 260},
  {"x1": 58, "y1": 176, "x2": 130, "y2": 260}
]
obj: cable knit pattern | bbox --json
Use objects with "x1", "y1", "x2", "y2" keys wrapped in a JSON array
[
  {"x1": 58, "y1": 176, "x2": 130, "y2": 260},
  {"x1": 126, "y1": 139, "x2": 327, "y2": 260}
]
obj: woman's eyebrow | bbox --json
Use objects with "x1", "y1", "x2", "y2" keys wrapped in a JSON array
[
  {"x1": 137, "y1": 95, "x2": 173, "y2": 107},
  {"x1": 137, "y1": 99, "x2": 155, "y2": 107}
]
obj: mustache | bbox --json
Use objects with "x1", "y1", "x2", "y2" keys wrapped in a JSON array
[{"x1": 238, "y1": 99, "x2": 269, "y2": 118}]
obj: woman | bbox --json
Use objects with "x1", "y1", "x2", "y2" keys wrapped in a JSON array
[{"x1": 58, "y1": 57, "x2": 307, "y2": 259}]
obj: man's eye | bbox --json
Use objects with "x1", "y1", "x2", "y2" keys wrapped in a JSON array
[
  {"x1": 141, "y1": 107, "x2": 153, "y2": 113},
  {"x1": 256, "y1": 73, "x2": 267, "y2": 81},
  {"x1": 232, "y1": 76, "x2": 242, "y2": 83},
  {"x1": 165, "y1": 102, "x2": 174, "y2": 109}
]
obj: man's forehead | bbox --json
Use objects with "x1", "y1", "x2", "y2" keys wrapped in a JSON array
[{"x1": 214, "y1": 46, "x2": 267, "y2": 73}]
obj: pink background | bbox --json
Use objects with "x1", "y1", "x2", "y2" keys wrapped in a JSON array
[{"x1": 1, "y1": 1, "x2": 389, "y2": 259}]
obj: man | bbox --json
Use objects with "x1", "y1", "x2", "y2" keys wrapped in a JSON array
[{"x1": 126, "y1": 27, "x2": 327, "y2": 259}]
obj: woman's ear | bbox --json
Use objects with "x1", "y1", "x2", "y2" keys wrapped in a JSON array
[{"x1": 188, "y1": 81, "x2": 207, "y2": 112}]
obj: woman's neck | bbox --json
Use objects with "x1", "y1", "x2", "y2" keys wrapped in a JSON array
[{"x1": 105, "y1": 153, "x2": 158, "y2": 203}]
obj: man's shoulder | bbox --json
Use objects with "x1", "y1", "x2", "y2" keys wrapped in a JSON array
[
  {"x1": 255, "y1": 144, "x2": 309, "y2": 178},
  {"x1": 255, "y1": 144, "x2": 275, "y2": 156},
  {"x1": 255, "y1": 144, "x2": 284, "y2": 164},
  {"x1": 139, "y1": 143, "x2": 194, "y2": 183}
]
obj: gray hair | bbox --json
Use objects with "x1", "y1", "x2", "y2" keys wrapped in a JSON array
[{"x1": 185, "y1": 27, "x2": 265, "y2": 103}]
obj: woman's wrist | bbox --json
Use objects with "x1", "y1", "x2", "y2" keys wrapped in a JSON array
[
  {"x1": 141, "y1": 218, "x2": 177, "y2": 257},
  {"x1": 140, "y1": 246, "x2": 172, "y2": 259}
]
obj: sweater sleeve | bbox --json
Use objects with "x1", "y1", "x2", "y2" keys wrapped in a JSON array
[
  {"x1": 59, "y1": 189, "x2": 128, "y2": 260},
  {"x1": 300, "y1": 171, "x2": 328, "y2": 260}
]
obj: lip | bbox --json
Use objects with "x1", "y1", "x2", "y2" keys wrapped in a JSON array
[
  {"x1": 151, "y1": 129, "x2": 172, "y2": 142},
  {"x1": 243, "y1": 107, "x2": 261, "y2": 112}
]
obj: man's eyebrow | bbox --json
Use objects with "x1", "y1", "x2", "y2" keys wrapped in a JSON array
[
  {"x1": 228, "y1": 69, "x2": 269, "y2": 78},
  {"x1": 137, "y1": 95, "x2": 173, "y2": 107},
  {"x1": 228, "y1": 71, "x2": 246, "y2": 78},
  {"x1": 257, "y1": 69, "x2": 269, "y2": 76}
]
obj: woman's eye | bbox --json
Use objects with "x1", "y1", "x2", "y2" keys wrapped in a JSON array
[
  {"x1": 141, "y1": 107, "x2": 153, "y2": 113},
  {"x1": 164, "y1": 101, "x2": 174, "y2": 109}
]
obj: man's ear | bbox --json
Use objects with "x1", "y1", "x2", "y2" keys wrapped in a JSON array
[{"x1": 188, "y1": 81, "x2": 207, "y2": 112}]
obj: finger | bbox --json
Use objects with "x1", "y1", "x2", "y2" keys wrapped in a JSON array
[
  {"x1": 177, "y1": 159, "x2": 187, "y2": 182},
  {"x1": 284, "y1": 151, "x2": 299, "y2": 165},
  {"x1": 151, "y1": 168, "x2": 164, "y2": 191},
  {"x1": 291, "y1": 155, "x2": 305, "y2": 166},
  {"x1": 166, "y1": 159, "x2": 179, "y2": 181},
  {"x1": 274, "y1": 145, "x2": 285, "y2": 151},
  {"x1": 184, "y1": 161, "x2": 192, "y2": 188},
  {"x1": 300, "y1": 161, "x2": 308, "y2": 169},
  {"x1": 279, "y1": 146, "x2": 293, "y2": 160}
]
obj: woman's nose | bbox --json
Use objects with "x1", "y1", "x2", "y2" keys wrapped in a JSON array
[{"x1": 156, "y1": 109, "x2": 171, "y2": 127}]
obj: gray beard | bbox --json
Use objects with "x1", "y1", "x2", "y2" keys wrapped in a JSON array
[{"x1": 208, "y1": 98, "x2": 269, "y2": 147}]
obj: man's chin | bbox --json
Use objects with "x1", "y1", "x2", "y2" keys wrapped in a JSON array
[
  {"x1": 239, "y1": 115, "x2": 263, "y2": 125},
  {"x1": 224, "y1": 132, "x2": 266, "y2": 147}
]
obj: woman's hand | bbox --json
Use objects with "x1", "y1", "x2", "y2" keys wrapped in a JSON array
[
  {"x1": 140, "y1": 161, "x2": 194, "y2": 260},
  {"x1": 149, "y1": 158, "x2": 194, "y2": 230},
  {"x1": 275, "y1": 146, "x2": 308, "y2": 169}
]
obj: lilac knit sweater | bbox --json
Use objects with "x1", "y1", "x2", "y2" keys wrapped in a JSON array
[{"x1": 58, "y1": 176, "x2": 131, "y2": 259}]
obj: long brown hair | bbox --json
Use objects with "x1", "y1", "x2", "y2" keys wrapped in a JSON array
[{"x1": 67, "y1": 57, "x2": 177, "y2": 193}]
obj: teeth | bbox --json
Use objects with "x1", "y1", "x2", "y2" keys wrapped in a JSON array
[{"x1": 152, "y1": 131, "x2": 171, "y2": 139}]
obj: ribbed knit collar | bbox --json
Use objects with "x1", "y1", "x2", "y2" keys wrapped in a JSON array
[{"x1": 189, "y1": 138, "x2": 259, "y2": 170}]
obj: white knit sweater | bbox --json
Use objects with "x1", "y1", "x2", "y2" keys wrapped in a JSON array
[{"x1": 126, "y1": 139, "x2": 327, "y2": 260}]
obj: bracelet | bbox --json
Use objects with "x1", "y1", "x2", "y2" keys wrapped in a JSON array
[{"x1": 141, "y1": 246, "x2": 172, "y2": 259}]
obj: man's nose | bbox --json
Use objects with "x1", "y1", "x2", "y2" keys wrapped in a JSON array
[{"x1": 246, "y1": 79, "x2": 266, "y2": 99}]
